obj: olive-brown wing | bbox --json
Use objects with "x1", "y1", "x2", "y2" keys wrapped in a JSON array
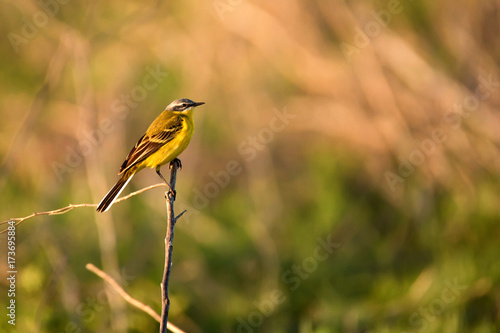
[{"x1": 118, "y1": 118, "x2": 183, "y2": 174}]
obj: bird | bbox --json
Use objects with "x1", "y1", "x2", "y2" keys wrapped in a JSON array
[{"x1": 96, "y1": 98, "x2": 205, "y2": 212}]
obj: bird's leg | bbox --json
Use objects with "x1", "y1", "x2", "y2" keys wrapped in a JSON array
[
  {"x1": 167, "y1": 158, "x2": 182, "y2": 200},
  {"x1": 156, "y1": 166, "x2": 176, "y2": 200}
]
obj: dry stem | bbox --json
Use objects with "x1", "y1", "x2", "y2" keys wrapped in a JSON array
[
  {"x1": 0, "y1": 183, "x2": 169, "y2": 233},
  {"x1": 160, "y1": 158, "x2": 181, "y2": 333},
  {"x1": 86, "y1": 263, "x2": 185, "y2": 333}
]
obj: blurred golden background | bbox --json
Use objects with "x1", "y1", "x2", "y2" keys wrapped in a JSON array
[{"x1": 1, "y1": 0, "x2": 500, "y2": 332}]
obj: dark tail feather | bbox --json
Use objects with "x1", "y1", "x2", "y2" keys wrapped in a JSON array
[{"x1": 96, "y1": 173, "x2": 134, "y2": 212}]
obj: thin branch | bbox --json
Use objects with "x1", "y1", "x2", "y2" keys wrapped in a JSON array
[
  {"x1": 0, "y1": 183, "x2": 169, "y2": 233},
  {"x1": 116, "y1": 183, "x2": 168, "y2": 203},
  {"x1": 86, "y1": 263, "x2": 185, "y2": 333},
  {"x1": 86, "y1": 264, "x2": 160, "y2": 322},
  {"x1": 175, "y1": 210, "x2": 187, "y2": 221},
  {"x1": 160, "y1": 158, "x2": 181, "y2": 333}
]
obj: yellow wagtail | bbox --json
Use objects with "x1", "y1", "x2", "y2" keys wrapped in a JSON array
[{"x1": 96, "y1": 98, "x2": 205, "y2": 212}]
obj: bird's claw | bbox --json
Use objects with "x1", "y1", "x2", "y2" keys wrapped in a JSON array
[{"x1": 169, "y1": 158, "x2": 182, "y2": 171}]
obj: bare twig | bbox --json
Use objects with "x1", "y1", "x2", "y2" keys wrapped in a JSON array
[
  {"x1": 175, "y1": 210, "x2": 187, "y2": 221},
  {"x1": 86, "y1": 264, "x2": 160, "y2": 321},
  {"x1": 86, "y1": 263, "x2": 185, "y2": 333},
  {"x1": 0, "y1": 183, "x2": 169, "y2": 233},
  {"x1": 160, "y1": 158, "x2": 181, "y2": 333}
]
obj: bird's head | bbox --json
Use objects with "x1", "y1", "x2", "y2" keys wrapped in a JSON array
[{"x1": 165, "y1": 98, "x2": 205, "y2": 113}]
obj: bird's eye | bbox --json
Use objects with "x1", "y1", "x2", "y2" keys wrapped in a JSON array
[{"x1": 181, "y1": 104, "x2": 188, "y2": 108}]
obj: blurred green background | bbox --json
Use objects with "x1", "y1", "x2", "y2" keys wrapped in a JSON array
[{"x1": 1, "y1": 0, "x2": 500, "y2": 332}]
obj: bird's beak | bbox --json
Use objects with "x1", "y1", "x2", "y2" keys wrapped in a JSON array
[{"x1": 194, "y1": 102, "x2": 205, "y2": 107}]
